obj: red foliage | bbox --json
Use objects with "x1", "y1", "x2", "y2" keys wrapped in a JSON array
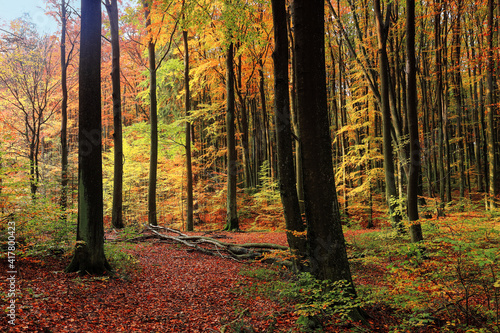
[{"x1": 0, "y1": 233, "x2": 296, "y2": 332}]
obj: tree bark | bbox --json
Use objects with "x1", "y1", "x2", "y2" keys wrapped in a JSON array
[
  {"x1": 374, "y1": 0, "x2": 402, "y2": 231},
  {"x1": 224, "y1": 42, "x2": 239, "y2": 231},
  {"x1": 105, "y1": 0, "x2": 124, "y2": 229},
  {"x1": 183, "y1": 29, "x2": 194, "y2": 231},
  {"x1": 487, "y1": 0, "x2": 497, "y2": 209},
  {"x1": 66, "y1": 0, "x2": 111, "y2": 275},
  {"x1": 406, "y1": 0, "x2": 423, "y2": 242},
  {"x1": 144, "y1": 0, "x2": 158, "y2": 226},
  {"x1": 59, "y1": 0, "x2": 69, "y2": 215},
  {"x1": 271, "y1": 0, "x2": 307, "y2": 271},
  {"x1": 293, "y1": 0, "x2": 353, "y2": 284}
]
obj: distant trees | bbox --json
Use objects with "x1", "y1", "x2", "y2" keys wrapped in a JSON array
[{"x1": 0, "y1": 18, "x2": 59, "y2": 200}]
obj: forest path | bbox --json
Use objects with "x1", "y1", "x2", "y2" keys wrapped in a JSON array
[{"x1": 0, "y1": 231, "x2": 299, "y2": 332}]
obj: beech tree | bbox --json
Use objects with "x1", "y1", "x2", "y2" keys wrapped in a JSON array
[
  {"x1": 224, "y1": 41, "x2": 239, "y2": 231},
  {"x1": 293, "y1": 0, "x2": 353, "y2": 285},
  {"x1": 66, "y1": 0, "x2": 111, "y2": 275},
  {"x1": 105, "y1": 0, "x2": 124, "y2": 229},
  {"x1": 270, "y1": 0, "x2": 306, "y2": 269},
  {"x1": 406, "y1": 0, "x2": 423, "y2": 242},
  {"x1": 143, "y1": 0, "x2": 159, "y2": 226}
]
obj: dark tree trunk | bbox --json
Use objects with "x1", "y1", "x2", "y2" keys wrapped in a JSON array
[
  {"x1": 60, "y1": 0, "x2": 69, "y2": 215},
  {"x1": 487, "y1": 0, "x2": 497, "y2": 209},
  {"x1": 105, "y1": 0, "x2": 124, "y2": 229},
  {"x1": 224, "y1": 42, "x2": 239, "y2": 231},
  {"x1": 144, "y1": 0, "x2": 158, "y2": 226},
  {"x1": 374, "y1": 0, "x2": 402, "y2": 231},
  {"x1": 183, "y1": 29, "x2": 194, "y2": 231},
  {"x1": 434, "y1": 0, "x2": 446, "y2": 214},
  {"x1": 271, "y1": 0, "x2": 307, "y2": 271},
  {"x1": 406, "y1": 0, "x2": 423, "y2": 242},
  {"x1": 293, "y1": 0, "x2": 354, "y2": 285},
  {"x1": 66, "y1": 0, "x2": 111, "y2": 275},
  {"x1": 452, "y1": 4, "x2": 465, "y2": 199}
]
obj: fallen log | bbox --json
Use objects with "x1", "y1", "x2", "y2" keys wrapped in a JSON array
[{"x1": 111, "y1": 225, "x2": 291, "y2": 263}]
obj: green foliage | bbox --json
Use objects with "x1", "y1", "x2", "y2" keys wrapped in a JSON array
[
  {"x1": 280, "y1": 272, "x2": 371, "y2": 321},
  {"x1": 13, "y1": 194, "x2": 76, "y2": 257},
  {"x1": 102, "y1": 121, "x2": 185, "y2": 226},
  {"x1": 104, "y1": 243, "x2": 141, "y2": 279},
  {"x1": 236, "y1": 267, "x2": 288, "y2": 302},
  {"x1": 252, "y1": 160, "x2": 280, "y2": 206},
  {"x1": 389, "y1": 195, "x2": 407, "y2": 221}
]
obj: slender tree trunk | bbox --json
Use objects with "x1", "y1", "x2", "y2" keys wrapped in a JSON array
[
  {"x1": 183, "y1": 29, "x2": 194, "y2": 231},
  {"x1": 105, "y1": 0, "x2": 124, "y2": 229},
  {"x1": 487, "y1": 0, "x2": 497, "y2": 209},
  {"x1": 224, "y1": 42, "x2": 239, "y2": 230},
  {"x1": 144, "y1": 0, "x2": 158, "y2": 226},
  {"x1": 66, "y1": 0, "x2": 111, "y2": 275},
  {"x1": 271, "y1": 0, "x2": 307, "y2": 271},
  {"x1": 287, "y1": 13, "x2": 304, "y2": 215},
  {"x1": 452, "y1": 4, "x2": 465, "y2": 199},
  {"x1": 60, "y1": 0, "x2": 68, "y2": 215},
  {"x1": 374, "y1": 0, "x2": 402, "y2": 231},
  {"x1": 406, "y1": 0, "x2": 423, "y2": 242}
]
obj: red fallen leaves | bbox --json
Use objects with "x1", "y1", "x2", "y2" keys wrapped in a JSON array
[{"x1": 0, "y1": 232, "x2": 298, "y2": 332}]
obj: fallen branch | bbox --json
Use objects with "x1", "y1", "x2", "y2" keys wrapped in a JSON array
[{"x1": 113, "y1": 225, "x2": 290, "y2": 262}]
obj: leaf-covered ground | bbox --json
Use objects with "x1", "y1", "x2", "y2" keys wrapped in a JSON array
[
  {"x1": 1, "y1": 214, "x2": 499, "y2": 332},
  {"x1": 0, "y1": 232, "x2": 299, "y2": 332}
]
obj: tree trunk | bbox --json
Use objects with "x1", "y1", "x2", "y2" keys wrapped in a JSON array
[
  {"x1": 374, "y1": 0, "x2": 402, "y2": 231},
  {"x1": 66, "y1": 0, "x2": 111, "y2": 275},
  {"x1": 406, "y1": 0, "x2": 423, "y2": 242},
  {"x1": 105, "y1": 0, "x2": 124, "y2": 229},
  {"x1": 434, "y1": 0, "x2": 446, "y2": 215},
  {"x1": 183, "y1": 29, "x2": 194, "y2": 231},
  {"x1": 224, "y1": 42, "x2": 239, "y2": 231},
  {"x1": 452, "y1": 4, "x2": 465, "y2": 199},
  {"x1": 271, "y1": 0, "x2": 307, "y2": 271},
  {"x1": 487, "y1": 0, "x2": 497, "y2": 209},
  {"x1": 144, "y1": 0, "x2": 158, "y2": 226},
  {"x1": 60, "y1": 0, "x2": 69, "y2": 215},
  {"x1": 293, "y1": 0, "x2": 354, "y2": 285}
]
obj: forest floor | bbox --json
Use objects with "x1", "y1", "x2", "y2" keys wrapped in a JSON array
[{"x1": 1, "y1": 209, "x2": 499, "y2": 332}]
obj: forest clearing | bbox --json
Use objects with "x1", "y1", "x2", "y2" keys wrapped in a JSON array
[{"x1": 1, "y1": 0, "x2": 500, "y2": 332}]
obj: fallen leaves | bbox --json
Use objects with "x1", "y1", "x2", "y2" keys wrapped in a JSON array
[{"x1": 0, "y1": 232, "x2": 296, "y2": 332}]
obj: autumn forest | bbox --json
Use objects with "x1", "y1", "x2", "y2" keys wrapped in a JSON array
[{"x1": 0, "y1": 0, "x2": 500, "y2": 331}]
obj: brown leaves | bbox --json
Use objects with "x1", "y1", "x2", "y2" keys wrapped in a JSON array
[{"x1": 0, "y1": 232, "x2": 296, "y2": 332}]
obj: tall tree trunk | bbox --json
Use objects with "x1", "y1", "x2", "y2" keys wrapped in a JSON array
[
  {"x1": 66, "y1": 0, "x2": 111, "y2": 275},
  {"x1": 487, "y1": 0, "x2": 497, "y2": 209},
  {"x1": 406, "y1": 0, "x2": 423, "y2": 242},
  {"x1": 271, "y1": 0, "x2": 307, "y2": 271},
  {"x1": 374, "y1": 0, "x2": 402, "y2": 231},
  {"x1": 105, "y1": 0, "x2": 124, "y2": 229},
  {"x1": 144, "y1": 0, "x2": 158, "y2": 226},
  {"x1": 286, "y1": 12, "x2": 305, "y2": 214},
  {"x1": 435, "y1": 0, "x2": 446, "y2": 214},
  {"x1": 183, "y1": 29, "x2": 194, "y2": 231},
  {"x1": 60, "y1": 0, "x2": 69, "y2": 215},
  {"x1": 452, "y1": 4, "x2": 465, "y2": 199},
  {"x1": 224, "y1": 42, "x2": 239, "y2": 230},
  {"x1": 293, "y1": 0, "x2": 353, "y2": 284}
]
